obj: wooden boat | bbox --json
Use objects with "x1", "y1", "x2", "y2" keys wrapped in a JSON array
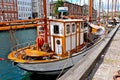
[
  {"x1": 8, "y1": 18, "x2": 106, "y2": 74},
  {"x1": 8, "y1": 0, "x2": 107, "y2": 75}
]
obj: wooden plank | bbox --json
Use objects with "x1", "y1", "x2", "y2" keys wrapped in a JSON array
[
  {"x1": 0, "y1": 24, "x2": 45, "y2": 31},
  {"x1": 58, "y1": 24, "x2": 120, "y2": 80}
]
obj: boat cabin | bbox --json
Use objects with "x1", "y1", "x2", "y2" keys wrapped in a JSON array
[{"x1": 47, "y1": 19, "x2": 85, "y2": 57}]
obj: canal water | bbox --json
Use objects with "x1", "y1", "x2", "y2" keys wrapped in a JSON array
[{"x1": 0, "y1": 28, "x2": 57, "y2": 80}]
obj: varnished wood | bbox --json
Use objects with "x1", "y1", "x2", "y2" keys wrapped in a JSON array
[
  {"x1": 89, "y1": 0, "x2": 93, "y2": 22},
  {"x1": 43, "y1": 0, "x2": 48, "y2": 43},
  {"x1": 0, "y1": 23, "x2": 45, "y2": 31}
]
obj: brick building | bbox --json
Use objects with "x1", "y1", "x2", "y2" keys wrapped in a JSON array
[
  {"x1": 50, "y1": 1, "x2": 83, "y2": 18},
  {"x1": 0, "y1": 0, "x2": 18, "y2": 21},
  {"x1": 82, "y1": 4, "x2": 97, "y2": 19}
]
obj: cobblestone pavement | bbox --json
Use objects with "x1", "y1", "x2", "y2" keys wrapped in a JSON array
[{"x1": 93, "y1": 27, "x2": 120, "y2": 80}]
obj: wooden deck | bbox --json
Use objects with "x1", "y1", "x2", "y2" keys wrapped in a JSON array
[{"x1": 58, "y1": 24, "x2": 120, "y2": 80}]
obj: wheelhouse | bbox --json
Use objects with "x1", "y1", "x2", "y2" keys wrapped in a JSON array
[{"x1": 47, "y1": 19, "x2": 85, "y2": 57}]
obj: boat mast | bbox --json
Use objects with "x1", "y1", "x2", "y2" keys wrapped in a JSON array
[
  {"x1": 98, "y1": 0, "x2": 101, "y2": 23},
  {"x1": 89, "y1": 0, "x2": 93, "y2": 22},
  {"x1": 114, "y1": 0, "x2": 117, "y2": 17},
  {"x1": 107, "y1": 0, "x2": 109, "y2": 23},
  {"x1": 102, "y1": 2, "x2": 104, "y2": 18},
  {"x1": 43, "y1": 0, "x2": 48, "y2": 43},
  {"x1": 112, "y1": 0, "x2": 114, "y2": 19},
  {"x1": 118, "y1": 0, "x2": 119, "y2": 11}
]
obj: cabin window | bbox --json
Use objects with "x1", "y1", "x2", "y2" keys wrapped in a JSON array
[
  {"x1": 66, "y1": 24, "x2": 70, "y2": 34},
  {"x1": 81, "y1": 22, "x2": 84, "y2": 29},
  {"x1": 54, "y1": 25, "x2": 59, "y2": 34},
  {"x1": 72, "y1": 24, "x2": 76, "y2": 33},
  {"x1": 76, "y1": 22, "x2": 80, "y2": 31}
]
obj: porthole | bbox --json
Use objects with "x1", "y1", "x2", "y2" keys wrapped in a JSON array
[{"x1": 56, "y1": 40, "x2": 60, "y2": 45}]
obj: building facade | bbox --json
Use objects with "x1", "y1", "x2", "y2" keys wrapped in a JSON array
[
  {"x1": 32, "y1": 0, "x2": 50, "y2": 18},
  {"x1": 50, "y1": 1, "x2": 83, "y2": 18},
  {"x1": 17, "y1": 0, "x2": 32, "y2": 20},
  {"x1": 50, "y1": 1, "x2": 97, "y2": 19},
  {"x1": 82, "y1": 4, "x2": 97, "y2": 20},
  {"x1": 0, "y1": 0, "x2": 18, "y2": 21}
]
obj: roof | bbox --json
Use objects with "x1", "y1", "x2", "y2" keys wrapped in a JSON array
[
  {"x1": 89, "y1": 23, "x2": 104, "y2": 29},
  {"x1": 49, "y1": 19, "x2": 85, "y2": 22}
]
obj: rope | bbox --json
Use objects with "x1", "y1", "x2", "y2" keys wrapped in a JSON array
[
  {"x1": 9, "y1": 25, "x2": 19, "y2": 51},
  {"x1": 56, "y1": 51, "x2": 73, "y2": 80}
]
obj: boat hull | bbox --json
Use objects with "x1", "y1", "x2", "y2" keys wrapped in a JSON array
[
  {"x1": 17, "y1": 63, "x2": 72, "y2": 75},
  {"x1": 16, "y1": 39, "x2": 102, "y2": 75},
  {"x1": 16, "y1": 52, "x2": 84, "y2": 74}
]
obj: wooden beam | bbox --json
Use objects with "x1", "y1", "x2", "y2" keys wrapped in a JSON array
[
  {"x1": 43, "y1": 0, "x2": 48, "y2": 43},
  {"x1": 0, "y1": 18, "x2": 44, "y2": 25},
  {"x1": 0, "y1": 24, "x2": 45, "y2": 31},
  {"x1": 89, "y1": 0, "x2": 93, "y2": 22}
]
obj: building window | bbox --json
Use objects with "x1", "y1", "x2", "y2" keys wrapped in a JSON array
[
  {"x1": 54, "y1": 25, "x2": 59, "y2": 34},
  {"x1": 10, "y1": 0, "x2": 12, "y2": 3},
  {"x1": 0, "y1": 5, "x2": 2, "y2": 9},
  {"x1": 4, "y1": 6, "x2": 7, "y2": 10},
  {"x1": 14, "y1": 0, "x2": 16, "y2": 3},
  {"x1": 66, "y1": 24, "x2": 70, "y2": 34},
  {"x1": 4, "y1": 0, "x2": 7, "y2": 2}
]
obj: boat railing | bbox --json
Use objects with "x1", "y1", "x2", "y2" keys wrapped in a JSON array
[{"x1": 11, "y1": 40, "x2": 36, "y2": 51}]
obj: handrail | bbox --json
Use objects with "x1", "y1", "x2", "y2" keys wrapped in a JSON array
[{"x1": 11, "y1": 40, "x2": 36, "y2": 51}]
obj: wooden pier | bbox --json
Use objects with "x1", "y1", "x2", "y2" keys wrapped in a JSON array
[
  {"x1": 58, "y1": 24, "x2": 120, "y2": 80},
  {"x1": 93, "y1": 25, "x2": 120, "y2": 79}
]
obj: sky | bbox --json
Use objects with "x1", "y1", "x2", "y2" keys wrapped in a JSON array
[
  {"x1": 68, "y1": 0, "x2": 120, "y2": 11},
  {"x1": 52, "y1": 0, "x2": 120, "y2": 12}
]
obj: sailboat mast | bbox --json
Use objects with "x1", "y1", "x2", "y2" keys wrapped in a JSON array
[
  {"x1": 107, "y1": 0, "x2": 109, "y2": 23},
  {"x1": 98, "y1": 0, "x2": 101, "y2": 23},
  {"x1": 102, "y1": 2, "x2": 104, "y2": 18},
  {"x1": 112, "y1": 0, "x2": 114, "y2": 19},
  {"x1": 43, "y1": 0, "x2": 48, "y2": 43},
  {"x1": 118, "y1": 0, "x2": 119, "y2": 11},
  {"x1": 89, "y1": 0, "x2": 93, "y2": 22},
  {"x1": 114, "y1": 0, "x2": 117, "y2": 17}
]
